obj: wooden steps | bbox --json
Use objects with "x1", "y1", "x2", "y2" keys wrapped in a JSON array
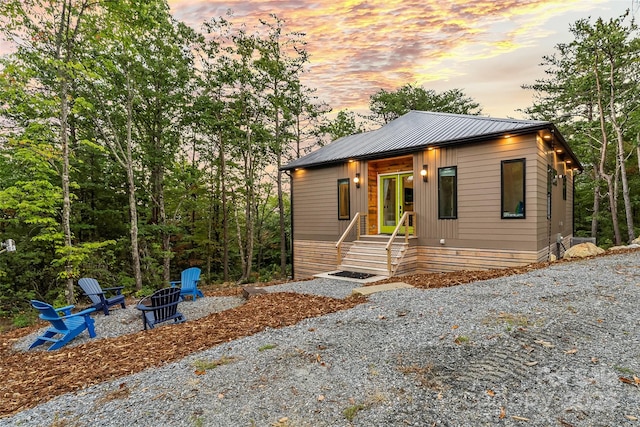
[{"x1": 338, "y1": 239, "x2": 408, "y2": 277}]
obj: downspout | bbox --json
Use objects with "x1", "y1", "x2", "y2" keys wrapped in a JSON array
[{"x1": 572, "y1": 171, "x2": 575, "y2": 245}]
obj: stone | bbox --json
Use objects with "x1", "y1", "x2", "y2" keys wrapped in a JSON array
[
  {"x1": 352, "y1": 282, "x2": 413, "y2": 296},
  {"x1": 242, "y1": 286, "x2": 267, "y2": 300},
  {"x1": 563, "y1": 242, "x2": 605, "y2": 260},
  {"x1": 632, "y1": 237, "x2": 640, "y2": 245}
]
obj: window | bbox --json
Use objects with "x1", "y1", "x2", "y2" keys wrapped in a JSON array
[
  {"x1": 501, "y1": 159, "x2": 525, "y2": 219},
  {"x1": 562, "y1": 175, "x2": 567, "y2": 200},
  {"x1": 337, "y1": 178, "x2": 350, "y2": 220},
  {"x1": 438, "y1": 166, "x2": 457, "y2": 219}
]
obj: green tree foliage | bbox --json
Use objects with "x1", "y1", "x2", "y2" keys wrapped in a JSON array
[
  {"x1": 369, "y1": 83, "x2": 482, "y2": 124},
  {"x1": 318, "y1": 110, "x2": 366, "y2": 143},
  {"x1": 523, "y1": 11, "x2": 640, "y2": 245}
]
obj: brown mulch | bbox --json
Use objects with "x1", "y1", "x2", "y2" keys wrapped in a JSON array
[
  {"x1": 0, "y1": 248, "x2": 636, "y2": 418},
  {"x1": 0, "y1": 292, "x2": 365, "y2": 417}
]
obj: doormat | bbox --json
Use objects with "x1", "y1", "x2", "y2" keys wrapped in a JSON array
[{"x1": 329, "y1": 271, "x2": 376, "y2": 280}]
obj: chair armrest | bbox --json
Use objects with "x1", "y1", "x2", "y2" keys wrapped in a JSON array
[
  {"x1": 54, "y1": 305, "x2": 75, "y2": 316},
  {"x1": 102, "y1": 286, "x2": 124, "y2": 294},
  {"x1": 61, "y1": 307, "x2": 96, "y2": 319},
  {"x1": 170, "y1": 281, "x2": 180, "y2": 287}
]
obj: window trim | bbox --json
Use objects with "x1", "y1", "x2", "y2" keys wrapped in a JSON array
[
  {"x1": 501, "y1": 158, "x2": 526, "y2": 220},
  {"x1": 337, "y1": 178, "x2": 350, "y2": 220},
  {"x1": 438, "y1": 166, "x2": 458, "y2": 220}
]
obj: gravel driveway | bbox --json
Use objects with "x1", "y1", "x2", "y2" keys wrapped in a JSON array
[{"x1": 2, "y1": 251, "x2": 639, "y2": 426}]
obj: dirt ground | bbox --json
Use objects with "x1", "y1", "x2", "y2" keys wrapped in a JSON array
[{"x1": 0, "y1": 252, "x2": 630, "y2": 418}]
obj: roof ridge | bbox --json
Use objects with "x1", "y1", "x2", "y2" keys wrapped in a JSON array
[{"x1": 408, "y1": 110, "x2": 546, "y2": 124}]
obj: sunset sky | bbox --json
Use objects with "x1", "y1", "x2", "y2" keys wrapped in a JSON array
[{"x1": 168, "y1": 0, "x2": 633, "y2": 119}]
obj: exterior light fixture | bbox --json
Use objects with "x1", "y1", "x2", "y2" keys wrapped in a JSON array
[
  {"x1": 0, "y1": 239, "x2": 16, "y2": 254},
  {"x1": 354, "y1": 173, "x2": 360, "y2": 188},
  {"x1": 420, "y1": 165, "x2": 428, "y2": 182}
]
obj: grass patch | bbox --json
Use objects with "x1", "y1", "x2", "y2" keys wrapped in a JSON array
[
  {"x1": 614, "y1": 366, "x2": 636, "y2": 376},
  {"x1": 484, "y1": 311, "x2": 544, "y2": 331},
  {"x1": 454, "y1": 335, "x2": 470, "y2": 345},
  {"x1": 258, "y1": 343, "x2": 277, "y2": 351},
  {"x1": 343, "y1": 403, "x2": 366, "y2": 422},
  {"x1": 193, "y1": 356, "x2": 237, "y2": 371}
]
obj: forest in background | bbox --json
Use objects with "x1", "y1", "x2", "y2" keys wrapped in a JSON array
[{"x1": 0, "y1": 1, "x2": 638, "y2": 321}]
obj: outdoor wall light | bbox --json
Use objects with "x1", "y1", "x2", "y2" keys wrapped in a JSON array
[
  {"x1": 0, "y1": 239, "x2": 16, "y2": 254},
  {"x1": 420, "y1": 165, "x2": 428, "y2": 182},
  {"x1": 354, "y1": 173, "x2": 360, "y2": 188}
]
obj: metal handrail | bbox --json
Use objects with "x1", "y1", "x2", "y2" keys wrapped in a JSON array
[
  {"x1": 385, "y1": 211, "x2": 415, "y2": 274},
  {"x1": 336, "y1": 212, "x2": 361, "y2": 264}
]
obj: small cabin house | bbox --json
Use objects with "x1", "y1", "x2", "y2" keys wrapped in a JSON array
[{"x1": 282, "y1": 111, "x2": 582, "y2": 279}]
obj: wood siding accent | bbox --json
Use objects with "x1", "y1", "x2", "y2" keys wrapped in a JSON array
[
  {"x1": 293, "y1": 240, "x2": 543, "y2": 279},
  {"x1": 367, "y1": 156, "x2": 413, "y2": 234},
  {"x1": 293, "y1": 240, "x2": 341, "y2": 279},
  {"x1": 415, "y1": 245, "x2": 539, "y2": 273}
]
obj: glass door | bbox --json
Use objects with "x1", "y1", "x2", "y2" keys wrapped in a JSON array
[{"x1": 379, "y1": 173, "x2": 414, "y2": 234}]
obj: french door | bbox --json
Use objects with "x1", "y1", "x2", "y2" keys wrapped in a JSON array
[{"x1": 379, "y1": 172, "x2": 414, "y2": 234}]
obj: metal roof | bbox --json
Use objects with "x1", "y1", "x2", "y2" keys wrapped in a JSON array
[{"x1": 282, "y1": 110, "x2": 582, "y2": 170}]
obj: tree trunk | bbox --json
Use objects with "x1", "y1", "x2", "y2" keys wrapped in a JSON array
[
  {"x1": 220, "y1": 134, "x2": 229, "y2": 281},
  {"x1": 593, "y1": 61, "x2": 622, "y2": 245},
  {"x1": 55, "y1": 0, "x2": 75, "y2": 304},
  {"x1": 60, "y1": 77, "x2": 75, "y2": 304},
  {"x1": 610, "y1": 105, "x2": 635, "y2": 243},
  {"x1": 277, "y1": 161, "x2": 287, "y2": 276},
  {"x1": 590, "y1": 173, "x2": 600, "y2": 238},
  {"x1": 125, "y1": 79, "x2": 143, "y2": 291}
]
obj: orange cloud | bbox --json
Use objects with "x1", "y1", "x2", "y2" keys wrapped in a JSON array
[{"x1": 169, "y1": 0, "x2": 612, "y2": 116}]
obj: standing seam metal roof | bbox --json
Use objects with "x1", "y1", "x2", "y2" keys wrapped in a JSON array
[{"x1": 282, "y1": 111, "x2": 580, "y2": 170}]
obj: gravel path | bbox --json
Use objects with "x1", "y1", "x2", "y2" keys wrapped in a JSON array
[{"x1": 3, "y1": 252, "x2": 640, "y2": 426}]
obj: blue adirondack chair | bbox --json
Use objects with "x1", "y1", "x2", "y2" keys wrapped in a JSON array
[
  {"x1": 29, "y1": 300, "x2": 96, "y2": 351},
  {"x1": 136, "y1": 287, "x2": 185, "y2": 330},
  {"x1": 78, "y1": 277, "x2": 126, "y2": 315},
  {"x1": 170, "y1": 267, "x2": 203, "y2": 300}
]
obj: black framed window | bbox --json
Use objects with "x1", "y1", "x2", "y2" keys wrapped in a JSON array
[
  {"x1": 562, "y1": 175, "x2": 567, "y2": 200},
  {"x1": 338, "y1": 178, "x2": 350, "y2": 220},
  {"x1": 438, "y1": 166, "x2": 457, "y2": 219},
  {"x1": 501, "y1": 159, "x2": 525, "y2": 219}
]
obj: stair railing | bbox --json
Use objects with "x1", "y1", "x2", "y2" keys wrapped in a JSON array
[
  {"x1": 385, "y1": 211, "x2": 416, "y2": 275},
  {"x1": 336, "y1": 212, "x2": 361, "y2": 264}
]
